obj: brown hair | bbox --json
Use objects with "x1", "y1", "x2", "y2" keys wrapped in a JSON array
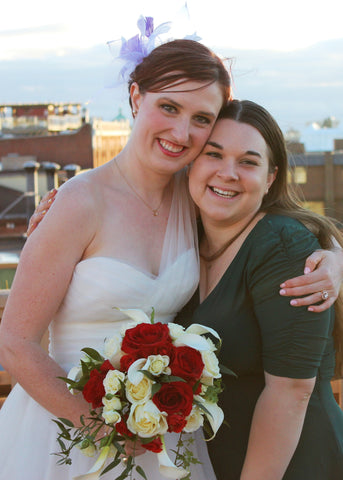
[
  {"x1": 128, "y1": 39, "x2": 232, "y2": 108},
  {"x1": 218, "y1": 99, "x2": 343, "y2": 378}
]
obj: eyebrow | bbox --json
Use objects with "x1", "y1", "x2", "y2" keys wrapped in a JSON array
[
  {"x1": 246, "y1": 150, "x2": 262, "y2": 158},
  {"x1": 206, "y1": 142, "x2": 262, "y2": 159},
  {"x1": 160, "y1": 97, "x2": 216, "y2": 119},
  {"x1": 207, "y1": 141, "x2": 223, "y2": 149}
]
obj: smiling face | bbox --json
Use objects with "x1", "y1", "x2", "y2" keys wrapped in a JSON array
[
  {"x1": 130, "y1": 80, "x2": 224, "y2": 175},
  {"x1": 188, "y1": 118, "x2": 277, "y2": 228}
]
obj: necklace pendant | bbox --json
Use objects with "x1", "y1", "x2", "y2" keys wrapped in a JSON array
[{"x1": 152, "y1": 210, "x2": 159, "y2": 216}]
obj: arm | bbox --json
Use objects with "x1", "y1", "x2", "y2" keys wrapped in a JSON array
[
  {"x1": 280, "y1": 247, "x2": 343, "y2": 312},
  {"x1": 240, "y1": 373, "x2": 314, "y2": 480},
  {"x1": 0, "y1": 180, "x2": 96, "y2": 426}
]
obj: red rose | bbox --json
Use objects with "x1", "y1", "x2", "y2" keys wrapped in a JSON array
[
  {"x1": 170, "y1": 346, "x2": 204, "y2": 382},
  {"x1": 83, "y1": 369, "x2": 106, "y2": 408},
  {"x1": 142, "y1": 437, "x2": 163, "y2": 453},
  {"x1": 120, "y1": 353, "x2": 137, "y2": 372},
  {"x1": 116, "y1": 417, "x2": 134, "y2": 438},
  {"x1": 152, "y1": 381, "x2": 193, "y2": 417},
  {"x1": 82, "y1": 361, "x2": 114, "y2": 409},
  {"x1": 122, "y1": 322, "x2": 173, "y2": 357},
  {"x1": 167, "y1": 413, "x2": 187, "y2": 433}
]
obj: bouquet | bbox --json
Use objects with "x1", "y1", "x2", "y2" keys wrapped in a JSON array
[{"x1": 54, "y1": 308, "x2": 230, "y2": 480}]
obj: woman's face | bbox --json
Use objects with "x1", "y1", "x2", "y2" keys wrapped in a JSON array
[
  {"x1": 130, "y1": 80, "x2": 223, "y2": 175},
  {"x1": 188, "y1": 118, "x2": 277, "y2": 227}
]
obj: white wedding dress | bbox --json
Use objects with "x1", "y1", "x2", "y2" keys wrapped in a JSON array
[{"x1": 0, "y1": 171, "x2": 216, "y2": 480}]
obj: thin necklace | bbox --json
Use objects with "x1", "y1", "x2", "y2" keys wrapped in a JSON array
[
  {"x1": 114, "y1": 159, "x2": 164, "y2": 216},
  {"x1": 200, "y1": 210, "x2": 260, "y2": 262}
]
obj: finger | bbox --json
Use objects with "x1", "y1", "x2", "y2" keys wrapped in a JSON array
[
  {"x1": 280, "y1": 281, "x2": 327, "y2": 298},
  {"x1": 303, "y1": 250, "x2": 325, "y2": 274},
  {"x1": 308, "y1": 298, "x2": 336, "y2": 312},
  {"x1": 280, "y1": 271, "x2": 323, "y2": 289},
  {"x1": 289, "y1": 291, "x2": 326, "y2": 307},
  {"x1": 26, "y1": 211, "x2": 47, "y2": 236}
]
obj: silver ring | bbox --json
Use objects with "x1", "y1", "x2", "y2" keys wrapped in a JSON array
[{"x1": 321, "y1": 290, "x2": 329, "y2": 301}]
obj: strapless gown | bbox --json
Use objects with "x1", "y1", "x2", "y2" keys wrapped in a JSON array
[{"x1": 0, "y1": 171, "x2": 215, "y2": 480}]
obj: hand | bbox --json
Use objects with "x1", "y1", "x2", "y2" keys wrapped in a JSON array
[
  {"x1": 122, "y1": 438, "x2": 146, "y2": 458},
  {"x1": 27, "y1": 189, "x2": 57, "y2": 236},
  {"x1": 279, "y1": 249, "x2": 343, "y2": 312}
]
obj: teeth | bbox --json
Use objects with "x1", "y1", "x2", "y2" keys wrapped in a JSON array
[
  {"x1": 159, "y1": 139, "x2": 184, "y2": 153},
  {"x1": 211, "y1": 187, "x2": 238, "y2": 198}
]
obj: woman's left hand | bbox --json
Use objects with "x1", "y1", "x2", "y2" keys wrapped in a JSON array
[{"x1": 279, "y1": 249, "x2": 343, "y2": 312}]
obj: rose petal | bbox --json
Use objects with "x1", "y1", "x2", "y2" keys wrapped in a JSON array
[
  {"x1": 73, "y1": 446, "x2": 110, "y2": 480},
  {"x1": 173, "y1": 333, "x2": 211, "y2": 351}
]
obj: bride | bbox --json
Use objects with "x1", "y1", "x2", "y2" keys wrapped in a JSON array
[{"x1": 0, "y1": 21, "x2": 341, "y2": 480}]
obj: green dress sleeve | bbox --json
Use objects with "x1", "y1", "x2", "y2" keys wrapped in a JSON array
[{"x1": 248, "y1": 216, "x2": 333, "y2": 379}]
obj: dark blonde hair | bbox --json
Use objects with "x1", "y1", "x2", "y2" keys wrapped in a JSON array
[
  {"x1": 129, "y1": 39, "x2": 232, "y2": 108},
  {"x1": 218, "y1": 99, "x2": 343, "y2": 378}
]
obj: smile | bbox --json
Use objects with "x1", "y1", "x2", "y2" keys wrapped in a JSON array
[
  {"x1": 210, "y1": 186, "x2": 239, "y2": 198},
  {"x1": 158, "y1": 139, "x2": 185, "y2": 154}
]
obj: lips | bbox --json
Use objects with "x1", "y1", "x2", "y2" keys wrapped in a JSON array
[
  {"x1": 158, "y1": 139, "x2": 186, "y2": 156},
  {"x1": 209, "y1": 186, "x2": 240, "y2": 198}
]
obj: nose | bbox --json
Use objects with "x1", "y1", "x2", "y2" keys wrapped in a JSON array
[
  {"x1": 217, "y1": 160, "x2": 239, "y2": 181},
  {"x1": 170, "y1": 116, "x2": 191, "y2": 145}
]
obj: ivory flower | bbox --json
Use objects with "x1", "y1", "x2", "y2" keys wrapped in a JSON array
[
  {"x1": 145, "y1": 354, "x2": 171, "y2": 376},
  {"x1": 126, "y1": 377, "x2": 153, "y2": 405},
  {"x1": 167, "y1": 322, "x2": 185, "y2": 340},
  {"x1": 201, "y1": 350, "x2": 221, "y2": 385},
  {"x1": 102, "y1": 396, "x2": 122, "y2": 425},
  {"x1": 157, "y1": 436, "x2": 189, "y2": 479},
  {"x1": 103, "y1": 334, "x2": 123, "y2": 368},
  {"x1": 184, "y1": 405, "x2": 204, "y2": 433},
  {"x1": 127, "y1": 400, "x2": 168, "y2": 437},
  {"x1": 76, "y1": 439, "x2": 97, "y2": 457},
  {"x1": 103, "y1": 370, "x2": 125, "y2": 395}
]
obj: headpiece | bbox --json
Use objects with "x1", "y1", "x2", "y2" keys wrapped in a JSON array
[{"x1": 107, "y1": 13, "x2": 201, "y2": 86}]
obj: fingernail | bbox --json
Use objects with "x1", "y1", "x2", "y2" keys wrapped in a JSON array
[
  {"x1": 42, "y1": 210, "x2": 46, "y2": 215},
  {"x1": 304, "y1": 267, "x2": 311, "y2": 274},
  {"x1": 279, "y1": 289, "x2": 286, "y2": 295},
  {"x1": 290, "y1": 299, "x2": 298, "y2": 306},
  {"x1": 308, "y1": 307, "x2": 314, "y2": 312},
  {"x1": 48, "y1": 198, "x2": 52, "y2": 203},
  {"x1": 280, "y1": 283, "x2": 285, "y2": 288}
]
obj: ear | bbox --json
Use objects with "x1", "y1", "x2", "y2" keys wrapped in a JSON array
[
  {"x1": 130, "y1": 82, "x2": 143, "y2": 114},
  {"x1": 265, "y1": 166, "x2": 278, "y2": 194}
]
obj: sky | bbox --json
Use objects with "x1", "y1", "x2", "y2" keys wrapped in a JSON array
[
  {"x1": 1, "y1": 0, "x2": 343, "y2": 143},
  {"x1": 2, "y1": 0, "x2": 343, "y2": 59}
]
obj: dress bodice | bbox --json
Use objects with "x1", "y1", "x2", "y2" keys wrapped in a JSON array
[{"x1": 49, "y1": 169, "x2": 199, "y2": 371}]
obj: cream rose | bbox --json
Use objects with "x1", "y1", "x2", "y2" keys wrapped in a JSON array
[
  {"x1": 103, "y1": 334, "x2": 123, "y2": 368},
  {"x1": 103, "y1": 370, "x2": 126, "y2": 395},
  {"x1": 126, "y1": 377, "x2": 153, "y2": 405},
  {"x1": 102, "y1": 396, "x2": 122, "y2": 425},
  {"x1": 184, "y1": 405, "x2": 204, "y2": 433},
  {"x1": 167, "y1": 322, "x2": 185, "y2": 340},
  {"x1": 145, "y1": 355, "x2": 171, "y2": 376},
  {"x1": 127, "y1": 400, "x2": 168, "y2": 437},
  {"x1": 201, "y1": 350, "x2": 221, "y2": 385}
]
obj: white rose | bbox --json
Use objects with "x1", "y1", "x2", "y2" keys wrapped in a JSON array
[
  {"x1": 103, "y1": 370, "x2": 126, "y2": 395},
  {"x1": 102, "y1": 396, "x2": 122, "y2": 425},
  {"x1": 167, "y1": 323, "x2": 185, "y2": 340},
  {"x1": 76, "y1": 439, "x2": 97, "y2": 457},
  {"x1": 103, "y1": 334, "x2": 123, "y2": 368},
  {"x1": 127, "y1": 401, "x2": 168, "y2": 437},
  {"x1": 126, "y1": 377, "x2": 153, "y2": 405},
  {"x1": 201, "y1": 350, "x2": 221, "y2": 384},
  {"x1": 184, "y1": 405, "x2": 204, "y2": 433},
  {"x1": 145, "y1": 355, "x2": 171, "y2": 376}
]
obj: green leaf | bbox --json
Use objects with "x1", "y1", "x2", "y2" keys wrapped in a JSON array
[
  {"x1": 136, "y1": 465, "x2": 148, "y2": 479},
  {"x1": 160, "y1": 375, "x2": 186, "y2": 383},
  {"x1": 81, "y1": 347, "x2": 104, "y2": 362},
  {"x1": 138, "y1": 369, "x2": 156, "y2": 381},
  {"x1": 151, "y1": 383, "x2": 162, "y2": 396},
  {"x1": 150, "y1": 307, "x2": 155, "y2": 325},
  {"x1": 193, "y1": 399, "x2": 213, "y2": 418},
  {"x1": 101, "y1": 458, "x2": 121, "y2": 475},
  {"x1": 58, "y1": 417, "x2": 75, "y2": 428},
  {"x1": 219, "y1": 364, "x2": 237, "y2": 377}
]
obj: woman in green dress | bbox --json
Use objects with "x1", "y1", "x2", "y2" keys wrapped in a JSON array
[{"x1": 187, "y1": 99, "x2": 343, "y2": 479}]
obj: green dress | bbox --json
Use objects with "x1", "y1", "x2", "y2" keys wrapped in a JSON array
[{"x1": 179, "y1": 214, "x2": 343, "y2": 480}]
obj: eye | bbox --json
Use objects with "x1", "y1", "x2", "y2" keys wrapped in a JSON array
[
  {"x1": 240, "y1": 158, "x2": 259, "y2": 166},
  {"x1": 205, "y1": 150, "x2": 222, "y2": 159},
  {"x1": 193, "y1": 115, "x2": 211, "y2": 125},
  {"x1": 160, "y1": 104, "x2": 177, "y2": 114}
]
